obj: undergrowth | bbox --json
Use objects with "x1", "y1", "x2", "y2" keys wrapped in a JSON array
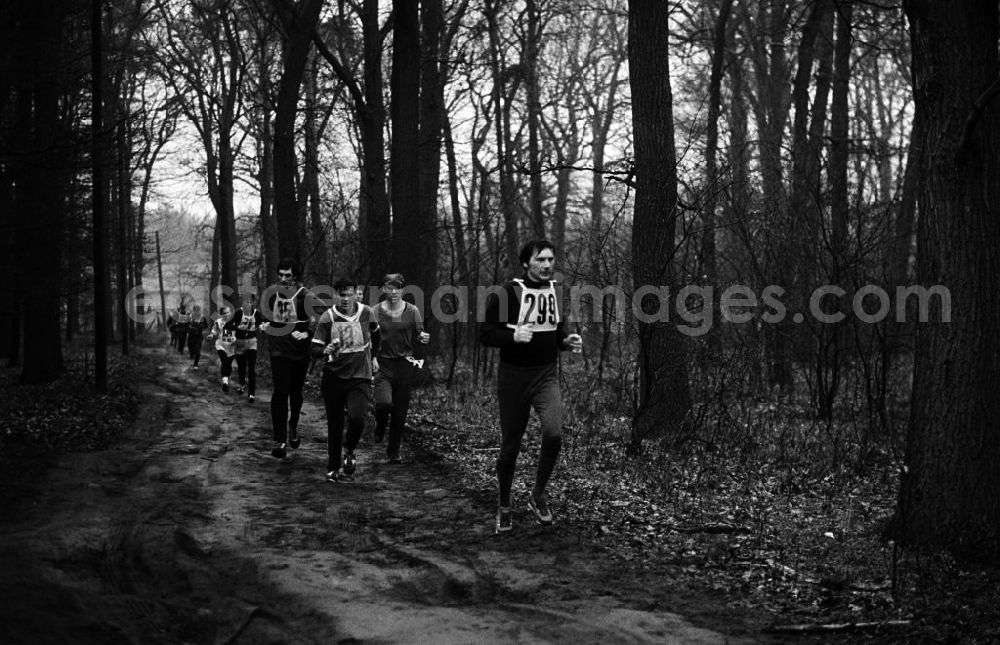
[{"x1": 410, "y1": 352, "x2": 1000, "y2": 643}]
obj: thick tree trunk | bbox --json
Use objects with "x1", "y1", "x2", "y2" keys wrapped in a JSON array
[
  {"x1": 412, "y1": 0, "x2": 447, "y2": 353},
  {"x1": 627, "y1": 0, "x2": 692, "y2": 445},
  {"x1": 897, "y1": 0, "x2": 1000, "y2": 559},
  {"x1": 359, "y1": 0, "x2": 390, "y2": 283},
  {"x1": 273, "y1": 0, "x2": 324, "y2": 265},
  {"x1": 389, "y1": 0, "x2": 422, "y2": 283},
  {"x1": 20, "y1": 0, "x2": 66, "y2": 383}
]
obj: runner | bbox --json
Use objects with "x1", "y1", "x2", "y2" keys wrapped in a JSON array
[
  {"x1": 480, "y1": 240, "x2": 583, "y2": 533},
  {"x1": 173, "y1": 303, "x2": 192, "y2": 355},
  {"x1": 232, "y1": 295, "x2": 262, "y2": 403},
  {"x1": 207, "y1": 306, "x2": 236, "y2": 391},
  {"x1": 167, "y1": 306, "x2": 179, "y2": 349},
  {"x1": 260, "y1": 259, "x2": 315, "y2": 459},
  {"x1": 186, "y1": 305, "x2": 209, "y2": 370},
  {"x1": 373, "y1": 273, "x2": 429, "y2": 464},
  {"x1": 312, "y1": 277, "x2": 381, "y2": 483}
]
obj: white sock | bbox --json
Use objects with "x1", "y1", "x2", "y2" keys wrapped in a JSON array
[{"x1": 222, "y1": 376, "x2": 229, "y2": 385}]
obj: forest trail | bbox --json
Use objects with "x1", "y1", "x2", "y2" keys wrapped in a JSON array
[{"x1": 0, "y1": 346, "x2": 763, "y2": 644}]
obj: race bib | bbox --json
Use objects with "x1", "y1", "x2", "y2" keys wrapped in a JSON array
[
  {"x1": 271, "y1": 289, "x2": 303, "y2": 323},
  {"x1": 509, "y1": 279, "x2": 559, "y2": 332},
  {"x1": 330, "y1": 320, "x2": 367, "y2": 354},
  {"x1": 328, "y1": 306, "x2": 371, "y2": 358},
  {"x1": 237, "y1": 313, "x2": 257, "y2": 332}
]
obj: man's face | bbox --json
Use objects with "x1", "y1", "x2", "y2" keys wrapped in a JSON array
[
  {"x1": 220, "y1": 307, "x2": 231, "y2": 319},
  {"x1": 277, "y1": 268, "x2": 295, "y2": 286},
  {"x1": 524, "y1": 248, "x2": 555, "y2": 282},
  {"x1": 336, "y1": 287, "x2": 357, "y2": 310}
]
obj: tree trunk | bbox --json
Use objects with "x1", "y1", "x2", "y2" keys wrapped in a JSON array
[
  {"x1": 359, "y1": 0, "x2": 390, "y2": 283},
  {"x1": 627, "y1": 0, "x2": 692, "y2": 445},
  {"x1": 303, "y1": 54, "x2": 329, "y2": 283},
  {"x1": 897, "y1": 0, "x2": 1000, "y2": 558},
  {"x1": 828, "y1": 1, "x2": 851, "y2": 274},
  {"x1": 20, "y1": 0, "x2": 66, "y2": 383},
  {"x1": 413, "y1": 0, "x2": 445, "y2": 345},
  {"x1": 524, "y1": 0, "x2": 545, "y2": 239},
  {"x1": 91, "y1": 0, "x2": 107, "y2": 390},
  {"x1": 389, "y1": 0, "x2": 422, "y2": 282},
  {"x1": 273, "y1": 0, "x2": 324, "y2": 265},
  {"x1": 258, "y1": 104, "x2": 278, "y2": 283},
  {"x1": 701, "y1": 0, "x2": 734, "y2": 349},
  {"x1": 485, "y1": 0, "x2": 521, "y2": 274}
]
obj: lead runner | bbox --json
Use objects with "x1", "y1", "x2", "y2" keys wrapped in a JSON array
[{"x1": 480, "y1": 239, "x2": 583, "y2": 533}]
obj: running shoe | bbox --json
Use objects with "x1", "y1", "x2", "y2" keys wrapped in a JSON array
[
  {"x1": 325, "y1": 470, "x2": 338, "y2": 483},
  {"x1": 237, "y1": 385, "x2": 245, "y2": 394},
  {"x1": 271, "y1": 442, "x2": 287, "y2": 459},
  {"x1": 342, "y1": 451, "x2": 357, "y2": 476},
  {"x1": 528, "y1": 494, "x2": 554, "y2": 525},
  {"x1": 248, "y1": 394, "x2": 255, "y2": 403},
  {"x1": 289, "y1": 426, "x2": 300, "y2": 449},
  {"x1": 192, "y1": 365, "x2": 199, "y2": 371},
  {"x1": 496, "y1": 506, "x2": 513, "y2": 533}
]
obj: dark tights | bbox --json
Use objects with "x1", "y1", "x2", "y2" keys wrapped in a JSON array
[{"x1": 270, "y1": 356, "x2": 307, "y2": 442}]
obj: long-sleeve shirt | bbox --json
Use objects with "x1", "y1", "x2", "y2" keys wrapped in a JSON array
[
  {"x1": 187, "y1": 315, "x2": 208, "y2": 337},
  {"x1": 262, "y1": 283, "x2": 315, "y2": 362},
  {"x1": 479, "y1": 277, "x2": 569, "y2": 367},
  {"x1": 374, "y1": 301, "x2": 424, "y2": 359},
  {"x1": 311, "y1": 304, "x2": 382, "y2": 380}
]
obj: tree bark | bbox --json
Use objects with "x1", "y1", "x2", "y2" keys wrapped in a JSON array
[
  {"x1": 897, "y1": 0, "x2": 1000, "y2": 558},
  {"x1": 627, "y1": 0, "x2": 692, "y2": 445},
  {"x1": 303, "y1": 54, "x2": 329, "y2": 283},
  {"x1": 273, "y1": 0, "x2": 324, "y2": 265},
  {"x1": 390, "y1": 0, "x2": 423, "y2": 285},
  {"x1": 524, "y1": 0, "x2": 545, "y2": 238},
  {"x1": 19, "y1": 0, "x2": 67, "y2": 383}
]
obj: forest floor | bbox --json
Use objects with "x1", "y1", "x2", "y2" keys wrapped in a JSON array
[{"x1": 0, "y1": 343, "x2": 997, "y2": 643}]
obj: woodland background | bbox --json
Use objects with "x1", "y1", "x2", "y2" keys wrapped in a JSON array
[{"x1": 2, "y1": 0, "x2": 999, "y2": 630}]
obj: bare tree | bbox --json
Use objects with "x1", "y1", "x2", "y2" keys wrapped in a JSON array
[{"x1": 627, "y1": 0, "x2": 692, "y2": 445}]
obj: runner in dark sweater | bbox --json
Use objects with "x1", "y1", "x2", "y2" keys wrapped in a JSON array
[
  {"x1": 260, "y1": 259, "x2": 316, "y2": 459},
  {"x1": 186, "y1": 305, "x2": 209, "y2": 370},
  {"x1": 480, "y1": 240, "x2": 583, "y2": 533}
]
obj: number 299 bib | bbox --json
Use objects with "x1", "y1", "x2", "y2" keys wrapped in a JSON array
[{"x1": 507, "y1": 279, "x2": 559, "y2": 332}]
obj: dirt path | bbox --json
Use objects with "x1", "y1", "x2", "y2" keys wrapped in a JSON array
[{"x1": 0, "y1": 347, "x2": 765, "y2": 644}]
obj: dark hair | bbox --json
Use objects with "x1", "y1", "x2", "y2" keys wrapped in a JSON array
[
  {"x1": 519, "y1": 239, "x2": 555, "y2": 267},
  {"x1": 382, "y1": 273, "x2": 404, "y2": 287},
  {"x1": 276, "y1": 257, "x2": 299, "y2": 277},
  {"x1": 333, "y1": 276, "x2": 359, "y2": 292}
]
